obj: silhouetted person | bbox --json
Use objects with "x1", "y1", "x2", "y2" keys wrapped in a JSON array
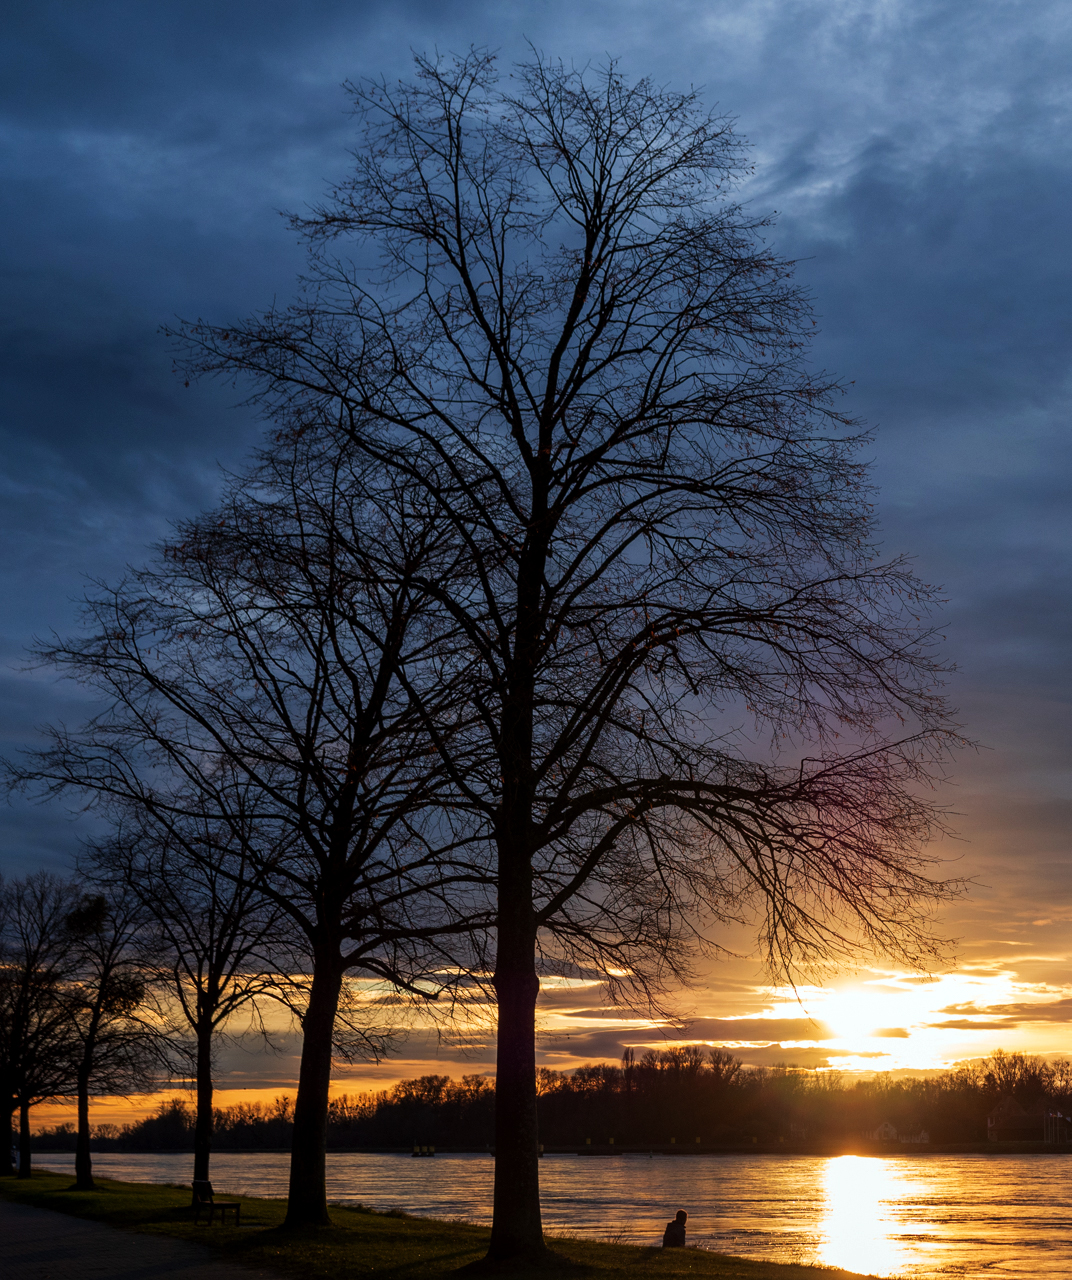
[{"x1": 663, "y1": 1209, "x2": 687, "y2": 1247}]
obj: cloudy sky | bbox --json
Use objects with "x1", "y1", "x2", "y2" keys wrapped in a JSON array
[{"x1": 4, "y1": 1, "x2": 1072, "y2": 1114}]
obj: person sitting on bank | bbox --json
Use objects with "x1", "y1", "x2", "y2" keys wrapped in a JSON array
[{"x1": 663, "y1": 1210, "x2": 688, "y2": 1247}]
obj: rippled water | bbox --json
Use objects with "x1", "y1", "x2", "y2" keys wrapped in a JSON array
[{"x1": 35, "y1": 1150, "x2": 1072, "y2": 1278}]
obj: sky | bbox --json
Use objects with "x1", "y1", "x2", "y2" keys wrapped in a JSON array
[{"x1": 4, "y1": 0, "x2": 1072, "y2": 1120}]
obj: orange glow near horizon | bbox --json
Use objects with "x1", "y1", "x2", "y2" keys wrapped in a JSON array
[
  {"x1": 29, "y1": 1080, "x2": 411, "y2": 1133},
  {"x1": 26, "y1": 955, "x2": 1072, "y2": 1133}
]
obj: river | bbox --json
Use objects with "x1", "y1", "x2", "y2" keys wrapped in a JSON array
[{"x1": 35, "y1": 1150, "x2": 1072, "y2": 1278}]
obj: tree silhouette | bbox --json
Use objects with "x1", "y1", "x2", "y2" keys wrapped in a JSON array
[
  {"x1": 175, "y1": 50, "x2": 962, "y2": 1258},
  {"x1": 0, "y1": 874, "x2": 80, "y2": 1178},
  {"x1": 62, "y1": 887, "x2": 161, "y2": 1190},
  {"x1": 84, "y1": 823, "x2": 282, "y2": 1192},
  {"x1": 18, "y1": 429, "x2": 483, "y2": 1223}
]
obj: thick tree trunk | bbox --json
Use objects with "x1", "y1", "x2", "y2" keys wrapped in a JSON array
[
  {"x1": 484, "y1": 555, "x2": 549, "y2": 1265},
  {"x1": 192, "y1": 1021, "x2": 214, "y2": 1189},
  {"x1": 18, "y1": 1099, "x2": 31, "y2": 1179},
  {"x1": 487, "y1": 849, "x2": 545, "y2": 1262},
  {"x1": 284, "y1": 957, "x2": 343, "y2": 1228},
  {"x1": 74, "y1": 1070, "x2": 94, "y2": 1189}
]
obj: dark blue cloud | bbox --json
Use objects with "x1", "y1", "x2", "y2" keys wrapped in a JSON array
[{"x1": 2, "y1": 1, "x2": 1070, "y2": 973}]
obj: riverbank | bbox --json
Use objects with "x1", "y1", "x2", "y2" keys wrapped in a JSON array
[{"x1": 0, "y1": 1171, "x2": 873, "y2": 1280}]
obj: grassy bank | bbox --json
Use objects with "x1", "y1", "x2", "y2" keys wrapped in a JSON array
[{"x1": 0, "y1": 1170, "x2": 874, "y2": 1280}]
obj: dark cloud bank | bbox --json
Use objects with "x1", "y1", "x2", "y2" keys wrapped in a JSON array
[{"x1": 3, "y1": 4, "x2": 1071, "y2": 1019}]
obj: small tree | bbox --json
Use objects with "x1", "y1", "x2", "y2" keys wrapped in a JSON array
[
  {"x1": 85, "y1": 822, "x2": 284, "y2": 1191},
  {"x1": 178, "y1": 52, "x2": 962, "y2": 1260},
  {"x1": 62, "y1": 886, "x2": 161, "y2": 1190},
  {"x1": 0, "y1": 874, "x2": 79, "y2": 1178}
]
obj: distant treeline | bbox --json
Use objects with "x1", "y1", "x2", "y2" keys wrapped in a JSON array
[{"x1": 32, "y1": 1046, "x2": 1072, "y2": 1152}]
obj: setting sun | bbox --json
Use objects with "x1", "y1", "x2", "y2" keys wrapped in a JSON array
[{"x1": 814, "y1": 986, "x2": 913, "y2": 1040}]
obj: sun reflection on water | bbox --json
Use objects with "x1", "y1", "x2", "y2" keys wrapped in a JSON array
[{"x1": 817, "y1": 1155, "x2": 908, "y2": 1277}]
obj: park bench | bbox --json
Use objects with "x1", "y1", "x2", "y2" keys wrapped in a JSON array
[{"x1": 192, "y1": 1179, "x2": 241, "y2": 1226}]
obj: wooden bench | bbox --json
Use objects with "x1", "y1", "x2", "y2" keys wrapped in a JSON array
[{"x1": 192, "y1": 1179, "x2": 241, "y2": 1226}]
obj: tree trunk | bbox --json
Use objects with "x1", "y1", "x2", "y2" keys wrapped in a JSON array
[
  {"x1": 487, "y1": 850, "x2": 545, "y2": 1262},
  {"x1": 18, "y1": 1098, "x2": 31, "y2": 1179},
  {"x1": 192, "y1": 1020, "x2": 214, "y2": 1191},
  {"x1": 3, "y1": 1104, "x2": 15, "y2": 1176},
  {"x1": 74, "y1": 1069, "x2": 94, "y2": 1189},
  {"x1": 284, "y1": 957, "x2": 343, "y2": 1228}
]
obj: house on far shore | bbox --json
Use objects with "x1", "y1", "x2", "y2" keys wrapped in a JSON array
[
  {"x1": 863, "y1": 1120, "x2": 930, "y2": 1144},
  {"x1": 866, "y1": 1120, "x2": 898, "y2": 1141},
  {"x1": 987, "y1": 1095, "x2": 1071, "y2": 1142},
  {"x1": 988, "y1": 1096, "x2": 1042, "y2": 1141}
]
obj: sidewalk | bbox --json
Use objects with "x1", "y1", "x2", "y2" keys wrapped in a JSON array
[{"x1": 0, "y1": 1197, "x2": 286, "y2": 1280}]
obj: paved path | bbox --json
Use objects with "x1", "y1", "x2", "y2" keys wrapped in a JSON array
[{"x1": 0, "y1": 1198, "x2": 286, "y2": 1280}]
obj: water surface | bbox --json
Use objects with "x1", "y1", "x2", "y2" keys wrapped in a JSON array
[{"x1": 36, "y1": 1150, "x2": 1072, "y2": 1278}]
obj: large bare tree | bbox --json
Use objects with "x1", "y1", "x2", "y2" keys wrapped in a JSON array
[
  {"x1": 18, "y1": 430, "x2": 483, "y2": 1224},
  {"x1": 176, "y1": 52, "x2": 962, "y2": 1260}
]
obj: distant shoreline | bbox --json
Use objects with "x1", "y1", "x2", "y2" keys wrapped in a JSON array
[{"x1": 35, "y1": 1141, "x2": 1072, "y2": 1157}]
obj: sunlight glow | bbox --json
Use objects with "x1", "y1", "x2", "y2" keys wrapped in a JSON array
[{"x1": 752, "y1": 966, "x2": 1072, "y2": 1071}]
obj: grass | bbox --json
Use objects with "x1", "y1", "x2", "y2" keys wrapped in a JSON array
[{"x1": 0, "y1": 1169, "x2": 876, "y2": 1280}]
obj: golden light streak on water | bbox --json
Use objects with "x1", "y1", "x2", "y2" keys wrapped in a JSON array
[{"x1": 816, "y1": 1155, "x2": 912, "y2": 1277}]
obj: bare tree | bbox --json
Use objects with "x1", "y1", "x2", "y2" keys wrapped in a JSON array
[
  {"x1": 62, "y1": 886, "x2": 162, "y2": 1190},
  {"x1": 17, "y1": 429, "x2": 484, "y2": 1224},
  {"x1": 85, "y1": 821, "x2": 284, "y2": 1191},
  {"x1": 176, "y1": 51, "x2": 963, "y2": 1259},
  {"x1": 0, "y1": 874, "x2": 80, "y2": 1178}
]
